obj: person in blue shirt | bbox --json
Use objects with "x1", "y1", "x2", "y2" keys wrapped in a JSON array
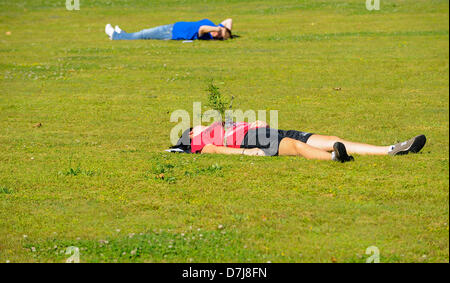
[{"x1": 105, "y1": 19, "x2": 233, "y2": 41}]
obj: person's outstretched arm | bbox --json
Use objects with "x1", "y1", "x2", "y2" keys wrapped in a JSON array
[
  {"x1": 198, "y1": 25, "x2": 222, "y2": 37},
  {"x1": 220, "y1": 18, "x2": 233, "y2": 30},
  {"x1": 201, "y1": 144, "x2": 265, "y2": 156}
]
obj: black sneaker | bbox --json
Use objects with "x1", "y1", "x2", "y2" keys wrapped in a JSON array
[
  {"x1": 333, "y1": 142, "x2": 354, "y2": 163},
  {"x1": 388, "y1": 135, "x2": 427, "y2": 156}
]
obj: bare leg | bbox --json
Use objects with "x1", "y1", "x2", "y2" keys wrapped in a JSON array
[
  {"x1": 307, "y1": 134, "x2": 390, "y2": 155},
  {"x1": 279, "y1": 138, "x2": 332, "y2": 160}
]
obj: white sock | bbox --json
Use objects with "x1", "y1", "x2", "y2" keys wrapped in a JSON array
[
  {"x1": 388, "y1": 145, "x2": 395, "y2": 152},
  {"x1": 331, "y1": 151, "x2": 337, "y2": 161},
  {"x1": 105, "y1": 24, "x2": 114, "y2": 39},
  {"x1": 115, "y1": 25, "x2": 122, "y2": 33}
]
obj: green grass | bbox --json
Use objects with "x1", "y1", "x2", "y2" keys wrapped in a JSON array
[{"x1": 0, "y1": 0, "x2": 448, "y2": 263}]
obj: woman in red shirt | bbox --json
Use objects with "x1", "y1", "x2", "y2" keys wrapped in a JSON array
[{"x1": 171, "y1": 121, "x2": 426, "y2": 163}]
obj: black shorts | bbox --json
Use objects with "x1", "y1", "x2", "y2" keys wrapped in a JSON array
[{"x1": 241, "y1": 128, "x2": 314, "y2": 156}]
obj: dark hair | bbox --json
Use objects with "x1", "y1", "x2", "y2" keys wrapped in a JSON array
[
  {"x1": 170, "y1": 128, "x2": 192, "y2": 153},
  {"x1": 224, "y1": 27, "x2": 233, "y2": 39}
]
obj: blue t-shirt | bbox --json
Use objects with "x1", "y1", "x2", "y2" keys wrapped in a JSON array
[{"x1": 171, "y1": 19, "x2": 220, "y2": 40}]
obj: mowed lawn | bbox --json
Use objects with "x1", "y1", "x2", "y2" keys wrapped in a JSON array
[{"x1": 0, "y1": 0, "x2": 448, "y2": 263}]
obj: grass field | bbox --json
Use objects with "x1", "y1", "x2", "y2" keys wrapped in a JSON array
[{"x1": 0, "y1": 0, "x2": 448, "y2": 263}]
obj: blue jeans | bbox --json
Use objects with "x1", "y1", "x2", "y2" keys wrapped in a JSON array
[{"x1": 112, "y1": 24, "x2": 174, "y2": 40}]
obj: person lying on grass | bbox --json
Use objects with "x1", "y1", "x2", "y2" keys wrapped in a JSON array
[
  {"x1": 105, "y1": 18, "x2": 233, "y2": 41},
  {"x1": 170, "y1": 120, "x2": 427, "y2": 163}
]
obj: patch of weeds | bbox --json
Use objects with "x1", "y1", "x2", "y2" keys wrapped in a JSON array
[
  {"x1": 0, "y1": 186, "x2": 13, "y2": 194},
  {"x1": 155, "y1": 175, "x2": 177, "y2": 184},
  {"x1": 59, "y1": 166, "x2": 98, "y2": 177},
  {"x1": 184, "y1": 163, "x2": 224, "y2": 177},
  {"x1": 119, "y1": 149, "x2": 139, "y2": 153},
  {"x1": 152, "y1": 163, "x2": 175, "y2": 174},
  {"x1": 148, "y1": 162, "x2": 224, "y2": 183},
  {"x1": 150, "y1": 163, "x2": 177, "y2": 184},
  {"x1": 24, "y1": 229, "x2": 262, "y2": 263}
]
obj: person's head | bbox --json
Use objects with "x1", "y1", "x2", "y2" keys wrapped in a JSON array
[
  {"x1": 171, "y1": 128, "x2": 192, "y2": 153},
  {"x1": 211, "y1": 27, "x2": 232, "y2": 40},
  {"x1": 173, "y1": 122, "x2": 224, "y2": 153}
]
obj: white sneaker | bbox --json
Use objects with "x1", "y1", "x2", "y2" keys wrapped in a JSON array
[
  {"x1": 105, "y1": 23, "x2": 114, "y2": 39},
  {"x1": 114, "y1": 25, "x2": 122, "y2": 34}
]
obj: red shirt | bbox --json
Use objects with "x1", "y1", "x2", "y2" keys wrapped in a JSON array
[{"x1": 191, "y1": 122, "x2": 263, "y2": 153}]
